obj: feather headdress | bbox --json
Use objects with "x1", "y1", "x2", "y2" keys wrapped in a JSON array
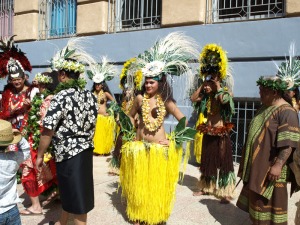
[
  {"x1": 275, "y1": 43, "x2": 300, "y2": 90},
  {"x1": 0, "y1": 35, "x2": 32, "y2": 79},
  {"x1": 87, "y1": 56, "x2": 117, "y2": 83},
  {"x1": 137, "y1": 32, "x2": 199, "y2": 79},
  {"x1": 50, "y1": 38, "x2": 95, "y2": 74}
]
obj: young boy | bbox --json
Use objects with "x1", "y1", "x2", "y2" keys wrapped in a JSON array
[{"x1": 0, "y1": 119, "x2": 30, "y2": 225}]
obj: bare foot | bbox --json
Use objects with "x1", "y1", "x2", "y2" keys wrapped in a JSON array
[{"x1": 193, "y1": 191, "x2": 207, "y2": 196}]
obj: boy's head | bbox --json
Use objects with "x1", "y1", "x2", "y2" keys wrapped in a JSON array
[{"x1": 0, "y1": 120, "x2": 22, "y2": 152}]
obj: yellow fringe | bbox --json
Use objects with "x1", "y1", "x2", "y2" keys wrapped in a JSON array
[
  {"x1": 120, "y1": 140, "x2": 183, "y2": 225},
  {"x1": 194, "y1": 113, "x2": 207, "y2": 163},
  {"x1": 93, "y1": 114, "x2": 116, "y2": 155}
]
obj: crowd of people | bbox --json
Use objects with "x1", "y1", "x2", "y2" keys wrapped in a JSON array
[{"x1": 0, "y1": 34, "x2": 300, "y2": 225}]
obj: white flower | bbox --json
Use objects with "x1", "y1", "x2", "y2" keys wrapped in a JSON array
[
  {"x1": 142, "y1": 61, "x2": 165, "y2": 77},
  {"x1": 93, "y1": 73, "x2": 104, "y2": 83}
]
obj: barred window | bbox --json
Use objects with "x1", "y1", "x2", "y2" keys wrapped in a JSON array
[
  {"x1": 38, "y1": 0, "x2": 76, "y2": 40},
  {"x1": 230, "y1": 99, "x2": 261, "y2": 163},
  {"x1": 0, "y1": 0, "x2": 14, "y2": 38},
  {"x1": 108, "y1": 0, "x2": 161, "y2": 33},
  {"x1": 208, "y1": 0, "x2": 284, "y2": 23}
]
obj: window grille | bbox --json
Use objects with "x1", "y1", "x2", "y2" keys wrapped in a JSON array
[
  {"x1": 206, "y1": 0, "x2": 284, "y2": 23},
  {"x1": 0, "y1": 0, "x2": 14, "y2": 38},
  {"x1": 38, "y1": 0, "x2": 76, "y2": 40},
  {"x1": 108, "y1": 0, "x2": 161, "y2": 33},
  {"x1": 230, "y1": 99, "x2": 261, "y2": 163}
]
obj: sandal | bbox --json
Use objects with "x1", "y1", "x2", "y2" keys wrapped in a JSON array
[{"x1": 20, "y1": 208, "x2": 43, "y2": 216}]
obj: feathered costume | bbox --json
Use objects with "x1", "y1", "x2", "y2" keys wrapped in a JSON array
[
  {"x1": 119, "y1": 32, "x2": 198, "y2": 225},
  {"x1": 195, "y1": 43, "x2": 236, "y2": 199},
  {"x1": 0, "y1": 36, "x2": 33, "y2": 132},
  {"x1": 87, "y1": 57, "x2": 118, "y2": 155}
]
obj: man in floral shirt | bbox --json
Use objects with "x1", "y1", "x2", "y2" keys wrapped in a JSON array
[{"x1": 36, "y1": 39, "x2": 98, "y2": 225}]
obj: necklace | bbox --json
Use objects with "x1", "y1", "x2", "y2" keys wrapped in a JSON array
[
  {"x1": 141, "y1": 93, "x2": 166, "y2": 132},
  {"x1": 206, "y1": 94, "x2": 220, "y2": 116},
  {"x1": 121, "y1": 96, "x2": 134, "y2": 115},
  {"x1": 95, "y1": 90, "x2": 105, "y2": 108}
]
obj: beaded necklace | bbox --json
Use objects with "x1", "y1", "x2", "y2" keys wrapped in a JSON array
[{"x1": 141, "y1": 93, "x2": 166, "y2": 132}]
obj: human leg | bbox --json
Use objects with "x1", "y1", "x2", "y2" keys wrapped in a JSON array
[
  {"x1": 20, "y1": 196, "x2": 43, "y2": 215},
  {"x1": 0, "y1": 205, "x2": 21, "y2": 225},
  {"x1": 74, "y1": 213, "x2": 87, "y2": 225}
]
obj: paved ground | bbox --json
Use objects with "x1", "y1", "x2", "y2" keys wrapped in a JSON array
[{"x1": 18, "y1": 155, "x2": 300, "y2": 225}]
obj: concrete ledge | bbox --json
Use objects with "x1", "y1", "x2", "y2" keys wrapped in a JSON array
[
  {"x1": 286, "y1": 0, "x2": 300, "y2": 17},
  {"x1": 77, "y1": 0, "x2": 107, "y2": 5},
  {"x1": 77, "y1": 1, "x2": 108, "y2": 35},
  {"x1": 162, "y1": 0, "x2": 206, "y2": 27},
  {"x1": 14, "y1": 0, "x2": 39, "y2": 14},
  {"x1": 14, "y1": 13, "x2": 39, "y2": 42}
]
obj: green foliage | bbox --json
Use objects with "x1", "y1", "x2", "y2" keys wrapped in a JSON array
[
  {"x1": 119, "y1": 111, "x2": 136, "y2": 141},
  {"x1": 256, "y1": 76, "x2": 288, "y2": 91},
  {"x1": 173, "y1": 117, "x2": 197, "y2": 147}
]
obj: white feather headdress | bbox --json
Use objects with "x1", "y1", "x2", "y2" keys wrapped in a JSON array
[
  {"x1": 50, "y1": 38, "x2": 95, "y2": 74},
  {"x1": 87, "y1": 56, "x2": 117, "y2": 83},
  {"x1": 137, "y1": 32, "x2": 199, "y2": 78},
  {"x1": 275, "y1": 42, "x2": 300, "y2": 89}
]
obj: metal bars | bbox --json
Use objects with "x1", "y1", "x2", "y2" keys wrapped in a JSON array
[
  {"x1": 206, "y1": 0, "x2": 284, "y2": 23},
  {"x1": 0, "y1": 0, "x2": 13, "y2": 38},
  {"x1": 230, "y1": 99, "x2": 261, "y2": 163},
  {"x1": 108, "y1": 0, "x2": 161, "y2": 33},
  {"x1": 38, "y1": 0, "x2": 76, "y2": 40}
]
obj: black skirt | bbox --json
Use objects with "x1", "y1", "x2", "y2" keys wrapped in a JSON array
[{"x1": 56, "y1": 149, "x2": 94, "y2": 214}]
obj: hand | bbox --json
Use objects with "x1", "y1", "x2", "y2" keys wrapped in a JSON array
[
  {"x1": 23, "y1": 98, "x2": 31, "y2": 110},
  {"x1": 159, "y1": 139, "x2": 170, "y2": 146},
  {"x1": 268, "y1": 163, "x2": 282, "y2": 181},
  {"x1": 211, "y1": 76, "x2": 221, "y2": 90},
  {"x1": 35, "y1": 156, "x2": 44, "y2": 171}
]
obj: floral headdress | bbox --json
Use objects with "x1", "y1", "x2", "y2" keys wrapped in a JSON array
[
  {"x1": 256, "y1": 76, "x2": 289, "y2": 91},
  {"x1": 87, "y1": 56, "x2": 117, "y2": 83},
  {"x1": 34, "y1": 73, "x2": 53, "y2": 84},
  {"x1": 0, "y1": 35, "x2": 32, "y2": 79},
  {"x1": 275, "y1": 43, "x2": 300, "y2": 90},
  {"x1": 137, "y1": 32, "x2": 199, "y2": 80},
  {"x1": 199, "y1": 43, "x2": 228, "y2": 81},
  {"x1": 50, "y1": 38, "x2": 95, "y2": 74},
  {"x1": 119, "y1": 57, "x2": 144, "y2": 92}
]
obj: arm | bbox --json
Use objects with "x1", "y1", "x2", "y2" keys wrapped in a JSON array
[
  {"x1": 105, "y1": 92, "x2": 115, "y2": 101},
  {"x1": 128, "y1": 95, "x2": 141, "y2": 127},
  {"x1": 190, "y1": 84, "x2": 204, "y2": 103},
  {"x1": 268, "y1": 147, "x2": 293, "y2": 181},
  {"x1": 165, "y1": 100, "x2": 185, "y2": 122},
  {"x1": 36, "y1": 128, "x2": 54, "y2": 170}
]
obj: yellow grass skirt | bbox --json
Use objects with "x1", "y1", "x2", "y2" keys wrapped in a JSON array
[
  {"x1": 120, "y1": 140, "x2": 183, "y2": 224},
  {"x1": 93, "y1": 114, "x2": 116, "y2": 155},
  {"x1": 194, "y1": 113, "x2": 207, "y2": 163}
]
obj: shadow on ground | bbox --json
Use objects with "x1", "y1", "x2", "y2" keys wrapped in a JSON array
[
  {"x1": 200, "y1": 198, "x2": 250, "y2": 225},
  {"x1": 107, "y1": 181, "x2": 128, "y2": 222}
]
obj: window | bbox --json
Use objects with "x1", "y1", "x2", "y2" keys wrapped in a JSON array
[
  {"x1": 0, "y1": 0, "x2": 14, "y2": 38},
  {"x1": 208, "y1": 0, "x2": 284, "y2": 23},
  {"x1": 230, "y1": 99, "x2": 261, "y2": 163},
  {"x1": 108, "y1": 0, "x2": 161, "y2": 33},
  {"x1": 38, "y1": 0, "x2": 76, "y2": 39}
]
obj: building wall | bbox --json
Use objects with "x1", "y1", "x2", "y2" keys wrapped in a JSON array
[{"x1": 1, "y1": 1, "x2": 300, "y2": 123}]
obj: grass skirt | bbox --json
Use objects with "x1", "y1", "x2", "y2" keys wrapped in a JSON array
[
  {"x1": 93, "y1": 114, "x2": 116, "y2": 155},
  {"x1": 120, "y1": 140, "x2": 183, "y2": 224}
]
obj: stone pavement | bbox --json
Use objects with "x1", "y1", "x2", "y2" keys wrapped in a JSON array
[{"x1": 18, "y1": 155, "x2": 300, "y2": 225}]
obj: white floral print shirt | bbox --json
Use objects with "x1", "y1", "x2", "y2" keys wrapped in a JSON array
[{"x1": 43, "y1": 88, "x2": 98, "y2": 162}]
